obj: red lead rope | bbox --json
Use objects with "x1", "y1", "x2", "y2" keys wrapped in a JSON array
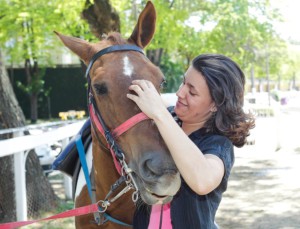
[{"x1": 0, "y1": 203, "x2": 98, "y2": 229}]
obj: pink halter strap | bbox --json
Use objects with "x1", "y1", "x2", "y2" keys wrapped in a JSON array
[{"x1": 89, "y1": 104, "x2": 149, "y2": 174}]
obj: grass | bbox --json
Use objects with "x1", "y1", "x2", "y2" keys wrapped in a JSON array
[
  {"x1": 26, "y1": 172, "x2": 75, "y2": 228},
  {"x1": 26, "y1": 200, "x2": 75, "y2": 229}
]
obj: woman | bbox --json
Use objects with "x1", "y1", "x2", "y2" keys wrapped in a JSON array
[{"x1": 127, "y1": 54, "x2": 255, "y2": 229}]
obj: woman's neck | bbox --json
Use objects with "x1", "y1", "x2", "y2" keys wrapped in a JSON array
[{"x1": 182, "y1": 121, "x2": 206, "y2": 135}]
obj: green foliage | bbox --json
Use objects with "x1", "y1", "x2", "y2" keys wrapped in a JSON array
[
  {"x1": 281, "y1": 44, "x2": 300, "y2": 80},
  {"x1": 1, "y1": 0, "x2": 296, "y2": 96},
  {"x1": 160, "y1": 55, "x2": 184, "y2": 93},
  {"x1": 0, "y1": 0, "x2": 90, "y2": 65},
  {"x1": 109, "y1": 0, "x2": 289, "y2": 87},
  {"x1": 149, "y1": 0, "x2": 189, "y2": 52},
  {"x1": 16, "y1": 67, "x2": 46, "y2": 95},
  {"x1": 0, "y1": 0, "x2": 90, "y2": 121}
]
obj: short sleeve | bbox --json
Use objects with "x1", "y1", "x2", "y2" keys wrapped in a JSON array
[{"x1": 191, "y1": 133, "x2": 235, "y2": 184}]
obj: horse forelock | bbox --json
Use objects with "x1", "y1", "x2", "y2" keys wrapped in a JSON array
[
  {"x1": 100, "y1": 32, "x2": 128, "y2": 45},
  {"x1": 106, "y1": 32, "x2": 127, "y2": 45}
]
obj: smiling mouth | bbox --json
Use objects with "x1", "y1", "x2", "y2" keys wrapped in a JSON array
[{"x1": 177, "y1": 100, "x2": 187, "y2": 106}]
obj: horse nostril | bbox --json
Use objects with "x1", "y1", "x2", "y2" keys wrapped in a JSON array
[
  {"x1": 142, "y1": 158, "x2": 161, "y2": 178},
  {"x1": 140, "y1": 153, "x2": 176, "y2": 180}
]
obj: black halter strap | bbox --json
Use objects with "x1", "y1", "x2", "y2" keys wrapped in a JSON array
[{"x1": 85, "y1": 44, "x2": 144, "y2": 80}]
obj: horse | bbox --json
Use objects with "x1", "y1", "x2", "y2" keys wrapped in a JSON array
[{"x1": 55, "y1": 2, "x2": 181, "y2": 228}]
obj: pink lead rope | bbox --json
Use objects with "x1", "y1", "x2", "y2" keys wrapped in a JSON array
[
  {"x1": 148, "y1": 203, "x2": 172, "y2": 229},
  {"x1": 0, "y1": 203, "x2": 98, "y2": 229}
]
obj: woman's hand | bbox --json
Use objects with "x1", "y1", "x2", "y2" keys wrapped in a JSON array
[{"x1": 127, "y1": 80, "x2": 166, "y2": 120}]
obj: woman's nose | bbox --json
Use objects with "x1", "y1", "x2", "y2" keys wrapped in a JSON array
[{"x1": 176, "y1": 84, "x2": 185, "y2": 98}]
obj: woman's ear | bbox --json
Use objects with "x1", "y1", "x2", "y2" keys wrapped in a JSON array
[{"x1": 210, "y1": 104, "x2": 217, "y2": 112}]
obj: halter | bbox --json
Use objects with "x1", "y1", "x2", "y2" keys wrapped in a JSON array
[{"x1": 85, "y1": 44, "x2": 150, "y2": 225}]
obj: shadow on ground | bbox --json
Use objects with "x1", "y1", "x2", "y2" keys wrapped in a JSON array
[{"x1": 216, "y1": 145, "x2": 300, "y2": 229}]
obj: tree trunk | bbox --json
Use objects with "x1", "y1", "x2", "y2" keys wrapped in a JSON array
[
  {"x1": 24, "y1": 59, "x2": 40, "y2": 124},
  {"x1": 81, "y1": 0, "x2": 164, "y2": 67},
  {"x1": 0, "y1": 49, "x2": 57, "y2": 223},
  {"x1": 146, "y1": 49, "x2": 163, "y2": 67},
  {"x1": 251, "y1": 64, "x2": 255, "y2": 93},
  {"x1": 30, "y1": 93, "x2": 38, "y2": 123},
  {"x1": 81, "y1": 0, "x2": 120, "y2": 37},
  {"x1": 25, "y1": 151, "x2": 57, "y2": 218}
]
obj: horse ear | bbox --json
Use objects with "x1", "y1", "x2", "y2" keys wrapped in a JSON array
[
  {"x1": 129, "y1": 1, "x2": 156, "y2": 48},
  {"x1": 54, "y1": 31, "x2": 92, "y2": 65}
]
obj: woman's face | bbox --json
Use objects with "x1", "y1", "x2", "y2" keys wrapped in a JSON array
[{"x1": 175, "y1": 66, "x2": 215, "y2": 124}]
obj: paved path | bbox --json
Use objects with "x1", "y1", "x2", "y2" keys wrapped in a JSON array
[{"x1": 216, "y1": 109, "x2": 300, "y2": 229}]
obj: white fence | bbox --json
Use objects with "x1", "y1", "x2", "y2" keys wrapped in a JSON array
[{"x1": 0, "y1": 120, "x2": 85, "y2": 221}]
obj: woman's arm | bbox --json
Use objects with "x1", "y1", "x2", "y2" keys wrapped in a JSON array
[{"x1": 127, "y1": 80, "x2": 224, "y2": 195}]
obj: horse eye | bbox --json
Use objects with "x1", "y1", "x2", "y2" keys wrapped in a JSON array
[
  {"x1": 93, "y1": 83, "x2": 108, "y2": 95},
  {"x1": 160, "y1": 79, "x2": 167, "y2": 89}
]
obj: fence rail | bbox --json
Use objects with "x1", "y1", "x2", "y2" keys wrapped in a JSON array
[
  {"x1": 0, "y1": 120, "x2": 79, "y2": 136},
  {"x1": 0, "y1": 120, "x2": 85, "y2": 221},
  {"x1": 0, "y1": 120, "x2": 84, "y2": 157}
]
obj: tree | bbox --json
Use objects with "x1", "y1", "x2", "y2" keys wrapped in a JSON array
[
  {"x1": 281, "y1": 43, "x2": 300, "y2": 90},
  {"x1": 0, "y1": 49, "x2": 57, "y2": 223},
  {"x1": 0, "y1": 48, "x2": 25, "y2": 222},
  {"x1": 109, "y1": 0, "x2": 285, "y2": 92},
  {"x1": 0, "y1": 0, "x2": 90, "y2": 221},
  {"x1": 111, "y1": 0, "x2": 189, "y2": 91},
  {"x1": 0, "y1": 0, "x2": 89, "y2": 123},
  {"x1": 82, "y1": 0, "x2": 121, "y2": 37}
]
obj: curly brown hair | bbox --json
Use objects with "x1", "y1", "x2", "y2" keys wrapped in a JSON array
[{"x1": 192, "y1": 54, "x2": 255, "y2": 147}]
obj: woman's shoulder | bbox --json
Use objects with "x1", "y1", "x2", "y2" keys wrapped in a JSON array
[
  {"x1": 205, "y1": 133, "x2": 232, "y2": 146},
  {"x1": 191, "y1": 131, "x2": 233, "y2": 158},
  {"x1": 192, "y1": 129, "x2": 232, "y2": 146}
]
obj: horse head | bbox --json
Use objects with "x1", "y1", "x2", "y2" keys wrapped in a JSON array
[{"x1": 55, "y1": 1, "x2": 181, "y2": 227}]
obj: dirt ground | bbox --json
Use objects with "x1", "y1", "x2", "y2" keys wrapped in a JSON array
[{"x1": 216, "y1": 108, "x2": 300, "y2": 229}]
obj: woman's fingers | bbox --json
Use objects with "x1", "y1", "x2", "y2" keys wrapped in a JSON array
[
  {"x1": 127, "y1": 80, "x2": 165, "y2": 120},
  {"x1": 128, "y1": 80, "x2": 155, "y2": 98},
  {"x1": 131, "y1": 80, "x2": 152, "y2": 89},
  {"x1": 126, "y1": 93, "x2": 137, "y2": 101}
]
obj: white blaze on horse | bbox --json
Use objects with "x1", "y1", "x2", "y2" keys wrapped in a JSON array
[{"x1": 54, "y1": 1, "x2": 181, "y2": 228}]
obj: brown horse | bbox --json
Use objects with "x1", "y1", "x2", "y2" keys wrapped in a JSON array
[{"x1": 55, "y1": 2, "x2": 181, "y2": 228}]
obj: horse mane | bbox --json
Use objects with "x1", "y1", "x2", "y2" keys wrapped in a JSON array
[{"x1": 104, "y1": 32, "x2": 127, "y2": 45}]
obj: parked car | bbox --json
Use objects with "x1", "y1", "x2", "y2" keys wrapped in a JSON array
[{"x1": 29, "y1": 129, "x2": 62, "y2": 175}]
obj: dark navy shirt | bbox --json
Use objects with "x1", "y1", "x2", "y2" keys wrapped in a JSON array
[{"x1": 133, "y1": 107, "x2": 235, "y2": 229}]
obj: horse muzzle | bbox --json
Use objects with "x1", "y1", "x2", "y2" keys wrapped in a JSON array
[{"x1": 131, "y1": 151, "x2": 181, "y2": 205}]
